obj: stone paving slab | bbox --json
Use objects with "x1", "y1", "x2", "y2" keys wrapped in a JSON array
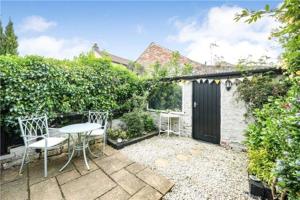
[
  {"x1": 111, "y1": 169, "x2": 145, "y2": 195},
  {"x1": 1, "y1": 145, "x2": 174, "y2": 200},
  {"x1": 61, "y1": 169, "x2": 116, "y2": 200},
  {"x1": 30, "y1": 177, "x2": 62, "y2": 200},
  {"x1": 56, "y1": 170, "x2": 81, "y2": 185},
  {"x1": 1, "y1": 177, "x2": 28, "y2": 200},
  {"x1": 72, "y1": 157, "x2": 98, "y2": 175},
  {"x1": 0, "y1": 166, "x2": 26, "y2": 185},
  {"x1": 126, "y1": 162, "x2": 146, "y2": 174},
  {"x1": 103, "y1": 145, "x2": 118, "y2": 156},
  {"x1": 129, "y1": 185, "x2": 162, "y2": 200},
  {"x1": 29, "y1": 155, "x2": 74, "y2": 185},
  {"x1": 98, "y1": 186, "x2": 130, "y2": 200},
  {"x1": 137, "y1": 168, "x2": 174, "y2": 194},
  {"x1": 94, "y1": 153, "x2": 132, "y2": 174}
]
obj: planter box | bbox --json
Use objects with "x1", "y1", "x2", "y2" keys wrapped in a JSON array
[
  {"x1": 249, "y1": 175, "x2": 273, "y2": 200},
  {"x1": 107, "y1": 132, "x2": 158, "y2": 150}
]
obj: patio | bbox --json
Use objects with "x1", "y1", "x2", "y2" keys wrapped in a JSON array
[{"x1": 1, "y1": 145, "x2": 174, "y2": 200}]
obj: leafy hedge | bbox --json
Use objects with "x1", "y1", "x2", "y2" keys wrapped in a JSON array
[
  {"x1": 245, "y1": 80, "x2": 300, "y2": 199},
  {"x1": 0, "y1": 55, "x2": 145, "y2": 140}
]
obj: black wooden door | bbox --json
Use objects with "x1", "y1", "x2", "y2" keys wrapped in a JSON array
[{"x1": 192, "y1": 81, "x2": 220, "y2": 144}]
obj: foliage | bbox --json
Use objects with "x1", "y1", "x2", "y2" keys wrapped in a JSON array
[
  {"x1": 0, "y1": 54, "x2": 144, "y2": 138},
  {"x1": 236, "y1": 1, "x2": 300, "y2": 198},
  {"x1": 235, "y1": 0, "x2": 300, "y2": 74},
  {"x1": 107, "y1": 129, "x2": 128, "y2": 140},
  {"x1": 236, "y1": 74, "x2": 288, "y2": 115},
  {"x1": 2, "y1": 19, "x2": 18, "y2": 55},
  {"x1": 150, "y1": 51, "x2": 193, "y2": 78},
  {"x1": 121, "y1": 93, "x2": 156, "y2": 138},
  {"x1": 0, "y1": 20, "x2": 5, "y2": 55},
  {"x1": 143, "y1": 112, "x2": 156, "y2": 132},
  {"x1": 121, "y1": 111, "x2": 156, "y2": 138},
  {"x1": 248, "y1": 148, "x2": 275, "y2": 182},
  {"x1": 236, "y1": 55, "x2": 277, "y2": 69},
  {"x1": 246, "y1": 83, "x2": 300, "y2": 199},
  {"x1": 128, "y1": 61, "x2": 146, "y2": 75},
  {"x1": 148, "y1": 82, "x2": 182, "y2": 112},
  {"x1": 122, "y1": 111, "x2": 145, "y2": 138}
]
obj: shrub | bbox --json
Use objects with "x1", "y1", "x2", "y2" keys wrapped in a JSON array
[
  {"x1": 246, "y1": 82, "x2": 300, "y2": 199},
  {"x1": 121, "y1": 92, "x2": 157, "y2": 138},
  {"x1": 107, "y1": 129, "x2": 128, "y2": 140},
  {"x1": 142, "y1": 112, "x2": 156, "y2": 132},
  {"x1": 122, "y1": 111, "x2": 145, "y2": 138},
  {"x1": 0, "y1": 55, "x2": 145, "y2": 148}
]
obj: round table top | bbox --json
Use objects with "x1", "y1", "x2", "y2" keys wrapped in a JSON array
[{"x1": 59, "y1": 123, "x2": 101, "y2": 134}]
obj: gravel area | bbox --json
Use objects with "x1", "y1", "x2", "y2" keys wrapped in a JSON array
[{"x1": 121, "y1": 135, "x2": 255, "y2": 200}]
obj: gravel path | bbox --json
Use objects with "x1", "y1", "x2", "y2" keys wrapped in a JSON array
[{"x1": 121, "y1": 135, "x2": 255, "y2": 200}]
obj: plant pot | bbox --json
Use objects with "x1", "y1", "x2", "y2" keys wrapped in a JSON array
[
  {"x1": 249, "y1": 175, "x2": 265, "y2": 198},
  {"x1": 249, "y1": 175, "x2": 273, "y2": 200}
]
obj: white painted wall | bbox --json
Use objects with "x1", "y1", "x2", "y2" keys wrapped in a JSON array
[{"x1": 220, "y1": 81, "x2": 248, "y2": 147}]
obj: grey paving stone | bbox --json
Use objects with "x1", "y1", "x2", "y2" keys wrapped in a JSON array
[
  {"x1": 137, "y1": 168, "x2": 174, "y2": 194},
  {"x1": 111, "y1": 169, "x2": 145, "y2": 195},
  {"x1": 29, "y1": 154, "x2": 74, "y2": 185},
  {"x1": 126, "y1": 162, "x2": 146, "y2": 174},
  {"x1": 61, "y1": 169, "x2": 116, "y2": 200},
  {"x1": 99, "y1": 186, "x2": 130, "y2": 200},
  {"x1": 114, "y1": 153, "x2": 134, "y2": 166},
  {"x1": 72, "y1": 157, "x2": 98, "y2": 175},
  {"x1": 1, "y1": 178, "x2": 28, "y2": 200},
  {"x1": 94, "y1": 154, "x2": 131, "y2": 174},
  {"x1": 30, "y1": 177, "x2": 62, "y2": 200},
  {"x1": 129, "y1": 185, "x2": 162, "y2": 200},
  {"x1": 0, "y1": 166, "x2": 26, "y2": 185},
  {"x1": 56, "y1": 170, "x2": 81, "y2": 185},
  {"x1": 103, "y1": 145, "x2": 118, "y2": 156}
]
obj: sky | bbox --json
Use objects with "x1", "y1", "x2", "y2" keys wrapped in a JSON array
[{"x1": 1, "y1": 0, "x2": 282, "y2": 65}]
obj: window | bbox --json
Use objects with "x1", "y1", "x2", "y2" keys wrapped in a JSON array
[{"x1": 148, "y1": 82, "x2": 182, "y2": 112}]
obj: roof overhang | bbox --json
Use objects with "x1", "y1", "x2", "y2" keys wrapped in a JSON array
[{"x1": 161, "y1": 67, "x2": 282, "y2": 81}]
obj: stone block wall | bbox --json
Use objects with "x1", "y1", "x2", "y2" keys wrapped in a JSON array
[
  {"x1": 149, "y1": 80, "x2": 249, "y2": 148},
  {"x1": 220, "y1": 81, "x2": 249, "y2": 148}
]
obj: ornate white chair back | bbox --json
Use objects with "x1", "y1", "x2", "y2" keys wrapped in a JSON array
[
  {"x1": 88, "y1": 111, "x2": 108, "y2": 129},
  {"x1": 18, "y1": 115, "x2": 49, "y2": 146}
]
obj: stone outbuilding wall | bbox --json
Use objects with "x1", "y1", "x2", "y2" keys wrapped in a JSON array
[{"x1": 149, "y1": 78, "x2": 249, "y2": 149}]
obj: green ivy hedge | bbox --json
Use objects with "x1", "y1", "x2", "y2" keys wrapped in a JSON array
[{"x1": 0, "y1": 55, "x2": 145, "y2": 140}]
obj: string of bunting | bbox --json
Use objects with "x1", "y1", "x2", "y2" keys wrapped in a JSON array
[{"x1": 177, "y1": 76, "x2": 253, "y2": 85}]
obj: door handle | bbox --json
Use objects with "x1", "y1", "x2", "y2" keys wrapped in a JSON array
[{"x1": 193, "y1": 101, "x2": 197, "y2": 108}]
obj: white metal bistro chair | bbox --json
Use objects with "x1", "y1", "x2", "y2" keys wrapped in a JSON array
[
  {"x1": 87, "y1": 111, "x2": 108, "y2": 157},
  {"x1": 18, "y1": 115, "x2": 68, "y2": 177}
]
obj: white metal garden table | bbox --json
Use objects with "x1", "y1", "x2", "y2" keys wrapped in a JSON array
[
  {"x1": 59, "y1": 123, "x2": 101, "y2": 171},
  {"x1": 159, "y1": 112, "x2": 181, "y2": 136}
]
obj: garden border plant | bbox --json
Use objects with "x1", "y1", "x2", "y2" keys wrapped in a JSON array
[{"x1": 235, "y1": 0, "x2": 300, "y2": 199}]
